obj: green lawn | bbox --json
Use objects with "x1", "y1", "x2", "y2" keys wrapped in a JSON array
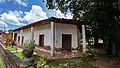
[
  {"x1": 7, "y1": 45, "x2": 23, "y2": 59},
  {"x1": 7, "y1": 45, "x2": 16, "y2": 51},
  {"x1": 47, "y1": 60, "x2": 94, "y2": 68},
  {"x1": 14, "y1": 52, "x2": 23, "y2": 59},
  {"x1": 0, "y1": 59, "x2": 3, "y2": 68},
  {"x1": 7, "y1": 46, "x2": 94, "y2": 68}
]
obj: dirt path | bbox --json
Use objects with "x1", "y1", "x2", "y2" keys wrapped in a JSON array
[
  {"x1": 89, "y1": 48, "x2": 120, "y2": 68},
  {"x1": 90, "y1": 60, "x2": 120, "y2": 68},
  {"x1": 90, "y1": 60, "x2": 112, "y2": 68}
]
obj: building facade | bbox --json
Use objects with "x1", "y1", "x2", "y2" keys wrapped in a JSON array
[{"x1": 13, "y1": 18, "x2": 86, "y2": 58}]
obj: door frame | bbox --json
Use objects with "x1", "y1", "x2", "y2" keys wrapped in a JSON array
[
  {"x1": 21, "y1": 36, "x2": 24, "y2": 44},
  {"x1": 18, "y1": 36, "x2": 20, "y2": 43},
  {"x1": 14, "y1": 33, "x2": 17, "y2": 41},
  {"x1": 62, "y1": 34, "x2": 72, "y2": 52},
  {"x1": 39, "y1": 34, "x2": 44, "y2": 47}
]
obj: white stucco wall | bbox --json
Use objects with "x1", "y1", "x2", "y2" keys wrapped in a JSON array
[
  {"x1": 15, "y1": 23, "x2": 79, "y2": 49},
  {"x1": 16, "y1": 31, "x2": 20, "y2": 43},
  {"x1": 22, "y1": 29, "x2": 31, "y2": 42},
  {"x1": 34, "y1": 24, "x2": 51, "y2": 46},
  {"x1": 55, "y1": 23, "x2": 78, "y2": 49},
  {"x1": 15, "y1": 24, "x2": 51, "y2": 46},
  {"x1": 16, "y1": 29, "x2": 31, "y2": 44}
]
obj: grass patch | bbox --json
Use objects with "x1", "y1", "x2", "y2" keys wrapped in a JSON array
[
  {"x1": 34, "y1": 56, "x2": 94, "y2": 68},
  {"x1": 0, "y1": 59, "x2": 3, "y2": 68},
  {"x1": 32, "y1": 55, "x2": 47, "y2": 68},
  {"x1": 7, "y1": 46, "x2": 94, "y2": 68},
  {"x1": 47, "y1": 60, "x2": 94, "y2": 68},
  {"x1": 7, "y1": 45, "x2": 23, "y2": 59},
  {"x1": 98, "y1": 54, "x2": 120, "y2": 61},
  {"x1": 14, "y1": 52, "x2": 23, "y2": 59},
  {"x1": 7, "y1": 45, "x2": 16, "y2": 51}
]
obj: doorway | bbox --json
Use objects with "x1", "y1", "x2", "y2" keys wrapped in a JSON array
[
  {"x1": 62, "y1": 34, "x2": 72, "y2": 52},
  {"x1": 39, "y1": 35, "x2": 44, "y2": 47},
  {"x1": 21, "y1": 36, "x2": 24, "y2": 44}
]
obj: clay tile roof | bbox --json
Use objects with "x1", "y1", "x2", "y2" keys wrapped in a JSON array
[{"x1": 14, "y1": 18, "x2": 83, "y2": 31}]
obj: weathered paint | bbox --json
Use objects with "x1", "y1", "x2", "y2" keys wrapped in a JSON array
[
  {"x1": 34, "y1": 24, "x2": 51, "y2": 46},
  {"x1": 15, "y1": 23, "x2": 79, "y2": 50},
  {"x1": 50, "y1": 22, "x2": 55, "y2": 57},
  {"x1": 16, "y1": 31, "x2": 20, "y2": 44},
  {"x1": 82, "y1": 25, "x2": 86, "y2": 53},
  {"x1": 31, "y1": 27, "x2": 34, "y2": 41},
  {"x1": 55, "y1": 23, "x2": 78, "y2": 49},
  {"x1": 20, "y1": 29, "x2": 31, "y2": 43}
]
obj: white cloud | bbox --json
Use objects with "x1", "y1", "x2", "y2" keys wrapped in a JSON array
[
  {"x1": 0, "y1": 0, "x2": 27, "y2": 6},
  {"x1": 64, "y1": 12, "x2": 73, "y2": 19},
  {"x1": 0, "y1": 0, "x2": 5, "y2": 3},
  {"x1": 0, "y1": 21, "x2": 7, "y2": 27},
  {"x1": 47, "y1": 9, "x2": 73, "y2": 19},
  {"x1": 0, "y1": 10, "x2": 25, "y2": 26},
  {"x1": 23, "y1": 5, "x2": 48, "y2": 23},
  {"x1": 55, "y1": 9, "x2": 65, "y2": 18},
  {"x1": 0, "y1": 5, "x2": 72, "y2": 29},
  {"x1": 15, "y1": 0, "x2": 27, "y2": 6},
  {"x1": 0, "y1": 0, "x2": 10, "y2": 3}
]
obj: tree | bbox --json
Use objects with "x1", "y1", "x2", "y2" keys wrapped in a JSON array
[
  {"x1": 0, "y1": 30, "x2": 2, "y2": 32},
  {"x1": 45, "y1": 0, "x2": 120, "y2": 56}
]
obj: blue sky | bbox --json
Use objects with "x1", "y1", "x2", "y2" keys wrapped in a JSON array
[{"x1": 0, "y1": 0, "x2": 73, "y2": 30}]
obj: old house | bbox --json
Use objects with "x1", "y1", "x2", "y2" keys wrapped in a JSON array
[
  {"x1": 13, "y1": 18, "x2": 86, "y2": 58},
  {"x1": 1, "y1": 30, "x2": 13, "y2": 44}
]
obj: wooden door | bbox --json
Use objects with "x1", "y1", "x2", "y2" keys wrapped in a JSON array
[
  {"x1": 39, "y1": 35, "x2": 44, "y2": 47},
  {"x1": 14, "y1": 33, "x2": 17, "y2": 41},
  {"x1": 62, "y1": 34, "x2": 72, "y2": 52},
  {"x1": 21, "y1": 36, "x2": 24, "y2": 44},
  {"x1": 18, "y1": 36, "x2": 20, "y2": 43}
]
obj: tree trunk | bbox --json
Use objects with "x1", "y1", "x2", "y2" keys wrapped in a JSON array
[
  {"x1": 106, "y1": 39, "x2": 113, "y2": 55},
  {"x1": 114, "y1": 41, "x2": 120, "y2": 56},
  {"x1": 94, "y1": 37, "x2": 98, "y2": 48}
]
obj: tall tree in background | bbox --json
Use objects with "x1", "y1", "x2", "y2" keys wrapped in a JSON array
[
  {"x1": 45, "y1": 0, "x2": 120, "y2": 56},
  {"x1": 0, "y1": 30, "x2": 2, "y2": 32}
]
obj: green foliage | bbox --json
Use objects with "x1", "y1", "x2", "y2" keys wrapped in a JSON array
[
  {"x1": 7, "y1": 45, "x2": 23, "y2": 59},
  {"x1": 4, "y1": 37, "x2": 9, "y2": 43},
  {"x1": 0, "y1": 30, "x2": 2, "y2": 32},
  {"x1": 14, "y1": 52, "x2": 23, "y2": 59},
  {"x1": 33, "y1": 54, "x2": 94, "y2": 68},
  {"x1": 48, "y1": 59, "x2": 94, "y2": 68},
  {"x1": 7, "y1": 45, "x2": 16, "y2": 51},
  {"x1": 32, "y1": 55, "x2": 47, "y2": 68},
  {"x1": 45, "y1": 0, "x2": 120, "y2": 39},
  {"x1": 45, "y1": 0, "x2": 120, "y2": 55},
  {"x1": 0, "y1": 59, "x2": 3, "y2": 68},
  {"x1": 82, "y1": 47, "x2": 97, "y2": 61},
  {"x1": 22, "y1": 40, "x2": 35, "y2": 50}
]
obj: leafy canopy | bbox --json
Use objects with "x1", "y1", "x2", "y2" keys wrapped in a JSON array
[{"x1": 45, "y1": 0, "x2": 120, "y2": 42}]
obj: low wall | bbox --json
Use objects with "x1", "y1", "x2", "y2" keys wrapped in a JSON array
[{"x1": 0, "y1": 43, "x2": 25, "y2": 68}]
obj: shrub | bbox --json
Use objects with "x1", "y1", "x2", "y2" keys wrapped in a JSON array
[
  {"x1": 36, "y1": 56, "x2": 48, "y2": 68},
  {"x1": 81, "y1": 46, "x2": 97, "y2": 61},
  {"x1": 22, "y1": 40, "x2": 35, "y2": 50}
]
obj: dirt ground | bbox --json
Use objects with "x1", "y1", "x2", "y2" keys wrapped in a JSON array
[{"x1": 89, "y1": 48, "x2": 120, "y2": 68}]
